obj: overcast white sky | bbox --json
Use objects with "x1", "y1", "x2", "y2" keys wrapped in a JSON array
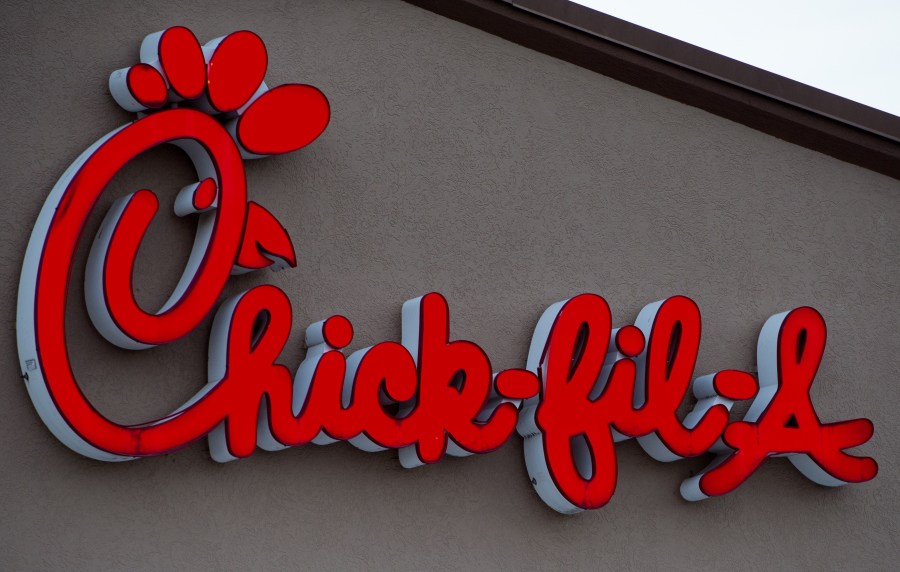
[{"x1": 572, "y1": 1, "x2": 900, "y2": 117}]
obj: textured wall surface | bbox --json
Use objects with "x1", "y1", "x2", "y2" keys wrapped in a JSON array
[{"x1": 1, "y1": 1, "x2": 898, "y2": 570}]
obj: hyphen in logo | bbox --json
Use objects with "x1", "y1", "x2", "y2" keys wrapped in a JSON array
[{"x1": 17, "y1": 27, "x2": 877, "y2": 514}]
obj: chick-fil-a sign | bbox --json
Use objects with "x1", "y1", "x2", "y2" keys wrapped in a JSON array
[{"x1": 16, "y1": 27, "x2": 877, "y2": 514}]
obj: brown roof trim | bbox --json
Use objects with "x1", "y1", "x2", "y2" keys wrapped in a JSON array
[{"x1": 403, "y1": 0, "x2": 900, "y2": 181}]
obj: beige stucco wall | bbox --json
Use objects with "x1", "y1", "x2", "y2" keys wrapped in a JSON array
[{"x1": 1, "y1": 0, "x2": 897, "y2": 569}]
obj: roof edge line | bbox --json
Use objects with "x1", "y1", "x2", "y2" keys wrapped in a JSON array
[
  {"x1": 403, "y1": 0, "x2": 900, "y2": 181},
  {"x1": 505, "y1": 0, "x2": 900, "y2": 144}
]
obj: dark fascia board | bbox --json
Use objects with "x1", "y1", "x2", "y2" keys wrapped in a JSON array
[{"x1": 403, "y1": 0, "x2": 900, "y2": 181}]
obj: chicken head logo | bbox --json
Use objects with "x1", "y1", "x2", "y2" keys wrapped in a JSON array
[
  {"x1": 17, "y1": 27, "x2": 329, "y2": 458},
  {"x1": 93, "y1": 26, "x2": 329, "y2": 347}
]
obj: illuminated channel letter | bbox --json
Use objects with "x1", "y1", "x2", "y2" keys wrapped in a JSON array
[{"x1": 16, "y1": 25, "x2": 877, "y2": 514}]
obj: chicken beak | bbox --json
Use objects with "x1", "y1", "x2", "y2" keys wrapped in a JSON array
[{"x1": 233, "y1": 201, "x2": 297, "y2": 274}]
